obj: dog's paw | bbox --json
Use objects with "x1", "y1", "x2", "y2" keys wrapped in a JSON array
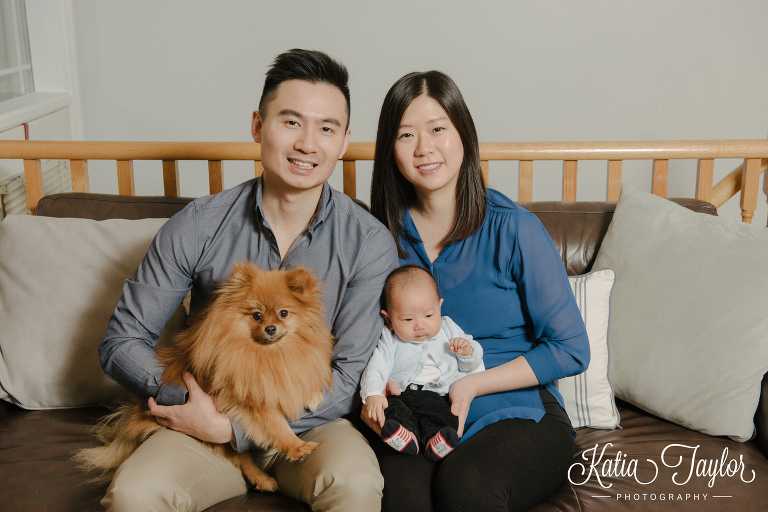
[
  {"x1": 255, "y1": 475, "x2": 280, "y2": 493},
  {"x1": 244, "y1": 469, "x2": 280, "y2": 493},
  {"x1": 284, "y1": 440, "x2": 319, "y2": 461}
]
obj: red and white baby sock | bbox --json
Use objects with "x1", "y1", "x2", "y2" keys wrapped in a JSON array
[
  {"x1": 424, "y1": 427, "x2": 459, "y2": 462},
  {"x1": 381, "y1": 420, "x2": 419, "y2": 455}
]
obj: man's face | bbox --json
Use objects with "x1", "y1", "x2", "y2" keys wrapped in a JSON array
[{"x1": 252, "y1": 80, "x2": 350, "y2": 195}]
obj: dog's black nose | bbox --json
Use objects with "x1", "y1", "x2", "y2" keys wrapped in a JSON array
[{"x1": 265, "y1": 325, "x2": 277, "y2": 336}]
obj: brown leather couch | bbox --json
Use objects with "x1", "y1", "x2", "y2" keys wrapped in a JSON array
[{"x1": 2, "y1": 193, "x2": 767, "y2": 512}]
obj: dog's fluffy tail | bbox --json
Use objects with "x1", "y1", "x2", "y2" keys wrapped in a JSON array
[{"x1": 71, "y1": 401, "x2": 164, "y2": 485}]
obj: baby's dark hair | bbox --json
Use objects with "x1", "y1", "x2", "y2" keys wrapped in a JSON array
[{"x1": 381, "y1": 265, "x2": 439, "y2": 311}]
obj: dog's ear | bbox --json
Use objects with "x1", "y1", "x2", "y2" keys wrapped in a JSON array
[
  {"x1": 230, "y1": 262, "x2": 256, "y2": 285},
  {"x1": 285, "y1": 266, "x2": 320, "y2": 298}
]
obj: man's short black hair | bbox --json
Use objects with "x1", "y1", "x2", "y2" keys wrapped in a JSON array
[{"x1": 259, "y1": 48, "x2": 351, "y2": 130}]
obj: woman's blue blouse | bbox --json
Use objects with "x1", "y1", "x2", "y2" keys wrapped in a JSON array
[{"x1": 398, "y1": 189, "x2": 590, "y2": 441}]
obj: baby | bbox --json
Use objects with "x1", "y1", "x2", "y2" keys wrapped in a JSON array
[{"x1": 361, "y1": 265, "x2": 484, "y2": 462}]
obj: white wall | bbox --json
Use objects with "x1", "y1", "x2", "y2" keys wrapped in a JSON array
[
  {"x1": 0, "y1": 112, "x2": 59, "y2": 182},
  {"x1": 67, "y1": 1, "x2": 768, "y2": 222}
]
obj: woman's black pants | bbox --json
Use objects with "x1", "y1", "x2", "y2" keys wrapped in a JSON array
[{"x1": 356, "y1": 386, "x2": 575, "y2": 512}]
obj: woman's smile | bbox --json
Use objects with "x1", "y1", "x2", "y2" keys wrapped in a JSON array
[{"x1": 417, "y1": 162, "x2": 442, "y2": 174}]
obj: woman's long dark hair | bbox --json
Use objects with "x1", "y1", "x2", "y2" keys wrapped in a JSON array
[{"x1": 370, "y1": 71, "x2": 486, "y2": 258}]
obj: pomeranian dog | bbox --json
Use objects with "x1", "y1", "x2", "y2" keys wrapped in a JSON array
[{"x1": 73, "y1": 262, "x2": 335, "y2": 492}]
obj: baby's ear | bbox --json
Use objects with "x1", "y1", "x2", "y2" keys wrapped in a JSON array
[
  {"x1": 381, "y1": 310, "x2": 392, "y2": 330},
  {"x1": 286, "y1": 266, "x2": 320, "y2": 298}
]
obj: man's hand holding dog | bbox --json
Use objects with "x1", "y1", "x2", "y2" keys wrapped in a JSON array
[{"x1": 148, "y1": 372, "x2": 235, "y2": 444}]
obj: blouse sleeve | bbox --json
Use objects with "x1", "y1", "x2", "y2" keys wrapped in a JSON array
[{"x1": 511, "y1": 212, "x2": 590, "y2": 384}]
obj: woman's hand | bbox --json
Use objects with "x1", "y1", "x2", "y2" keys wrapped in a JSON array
[
  {"x1": 385, "y1": 379, "x2": 401, "y2": 396},
  {"x1": 148, "y1": 372, "x2": 235, "y2": 444},
  {"x1": 449, "y1": 376, "x2": 478, "y2": 437}
]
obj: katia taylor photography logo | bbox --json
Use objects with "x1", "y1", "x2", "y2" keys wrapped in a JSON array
[{"x1": 568, "y1": 443, "x2": 756, "y2": 502}]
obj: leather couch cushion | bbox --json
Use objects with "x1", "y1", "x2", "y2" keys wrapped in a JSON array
[
  {"x1": 0, "y1": 403, "x2": 310, "y2": 512},
  {"x1": 3, "y1": 401, "x2": 766, "y2": 512},
  {"x1": 531, "y1": 400, "x2": 768, "y2": 511},
  {"x1": 37, "y1": 194, "x2": 716, "y2": 279},
  {"x1": 36, "y1": 192, "x2": 194, "y2": 220},
  {"x1": 519, "y1": 199, "x2": 717, "y2": 277}
]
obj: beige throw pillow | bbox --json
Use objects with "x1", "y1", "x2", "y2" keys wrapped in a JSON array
[
  {"x1": 0, "y1": 215, "x2": 185, "y2": 409},
  {"x1": 593, "y1": 184, "x2": 768, "y2": 441}
]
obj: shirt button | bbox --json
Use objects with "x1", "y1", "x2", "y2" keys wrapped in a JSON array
[{"x1": 437, "y1": 362, "x2": 442, "y2": 366}]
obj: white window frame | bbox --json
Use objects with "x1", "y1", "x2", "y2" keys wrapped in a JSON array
[
  {"x1": 0, "y1": 0, "x2": 80, "y2": 136},
  {"x1": 0, "y1": 1, "x2": 79, "y2": 218},
  {"x1": 0, "y1": 0, "x2": 34, "y2": 100}
]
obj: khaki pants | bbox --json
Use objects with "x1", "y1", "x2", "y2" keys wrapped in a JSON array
[{"x1": 102, "y1": 418, "x2": 383, "y2": 512}]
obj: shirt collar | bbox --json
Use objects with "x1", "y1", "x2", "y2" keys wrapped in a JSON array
[
  {"x1": 309, "y1": 181, "x2": 332, "y2": 233},
  {"x1": 253, "y1": 177, "x2": 333, "y2": 234}
]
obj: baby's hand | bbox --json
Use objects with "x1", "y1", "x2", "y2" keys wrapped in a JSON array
[
  {"x1": 363, "y1": 395, "x2": 388, "y2": 427},
  {"x1": 449, "y1": 337, "x2": 473, "y2": 356}
]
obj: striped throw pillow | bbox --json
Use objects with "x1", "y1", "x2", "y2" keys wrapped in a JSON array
[{"x1": 556, "y1": 268, "x2": 619, "y2": 429}]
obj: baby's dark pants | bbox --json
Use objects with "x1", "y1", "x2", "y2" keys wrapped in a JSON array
[{"x1": 384, "y1": 385, "x2": 458, "y2": 447}]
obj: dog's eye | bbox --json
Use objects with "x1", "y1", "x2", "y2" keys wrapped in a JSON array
[
  {"x1": 252, "y1": 311, "x2": 262, "y2": 321},
  {"x1": 279, "y1": 309, "x2": 289, "y2": 319}
]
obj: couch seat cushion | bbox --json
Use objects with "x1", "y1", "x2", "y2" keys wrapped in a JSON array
[
  {"x1": 530, "y1": 400, "x2": 768, "y2": 511},
  {"x1": 0, "y1": 404, "x2": 309, "y2": 512}
]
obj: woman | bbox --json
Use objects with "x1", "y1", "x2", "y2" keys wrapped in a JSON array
[{"x1": 364, "y1": 71, "x2": 590, "y2": 512}]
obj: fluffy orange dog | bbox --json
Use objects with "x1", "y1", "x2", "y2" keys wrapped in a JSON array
[{"x1": 73, "y1": 263, "x2": 334, "y2": 492}]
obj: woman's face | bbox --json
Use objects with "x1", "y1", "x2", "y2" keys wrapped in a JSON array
[{"x1": 394, "y1": 94, "x2": 464, "y2": 198}]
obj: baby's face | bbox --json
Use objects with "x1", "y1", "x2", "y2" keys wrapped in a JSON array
[{"x1": 382, "y1": 287, "x2": 443, "y2": 342}]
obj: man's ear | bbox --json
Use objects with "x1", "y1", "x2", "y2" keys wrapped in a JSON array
[
  {"x1": 381, "y1": 310, "x2": 392, "y2": 330},
  {"x1": 338, "y1": 128, "x2": 351, "y2": 159},
  {"x1": 252, "y1": 111, "x2": 263, "y2": 143}
]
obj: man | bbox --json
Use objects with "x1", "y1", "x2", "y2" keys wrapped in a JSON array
[{"x1": 99, "y1": 49, "x2": 397, "y2": 511}]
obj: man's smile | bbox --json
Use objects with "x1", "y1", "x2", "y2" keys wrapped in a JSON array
[{"x1": 289, "y1": 158, "x2": 318, "y2": 170}]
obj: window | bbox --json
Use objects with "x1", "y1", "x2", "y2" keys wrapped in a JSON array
[{"x1": 0, "y1": 0, "x2": 34, "y2": 102}]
